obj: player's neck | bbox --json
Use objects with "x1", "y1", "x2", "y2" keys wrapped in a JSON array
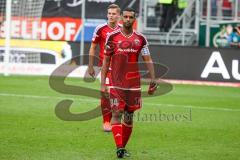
[
  {"x1": 108, "y1": 22, "x2": 117, "y2": 29},
  {"x1": 121, "y1": 27, "x2": 133, "y2": 37}
]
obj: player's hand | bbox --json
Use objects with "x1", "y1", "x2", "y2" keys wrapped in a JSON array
[
  {"x1": 148, "y1": 80, "x2": 158, "y2": 95},
  {"x1": 88, "y1": 66, "x2": 95, "y2": 78},
  {"x1": 101, "y1": 85, "x2": 109, "y2": 98}
]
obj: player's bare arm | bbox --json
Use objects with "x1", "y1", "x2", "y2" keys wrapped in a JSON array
[
  {"x1": 142, "y1": 55, "x2": 156, "y2": 82},
  {"x1": 142, "y1": 55, "x2": 158, "y2": 95},
  {"x1": 101, "y1": 55, "x2": 111, "y2": 97},
  {"x1": 88, "y1": 42, "x2": 98, "y2": 77}
]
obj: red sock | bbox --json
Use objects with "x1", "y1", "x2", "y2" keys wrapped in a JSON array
[
  {"x1": 101, "y1": 97, "x2": 112, "y2": 123},
  {"x1": 112, "y1": 123, "x2": 123, "y2": 148},
  {"x1": 122, "y1": 122, "x2": 133, "y2": 147}
]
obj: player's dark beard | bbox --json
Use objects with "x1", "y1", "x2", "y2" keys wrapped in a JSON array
[{"x1": 123, "y1": 23, "x2": 132, "y2": 30}]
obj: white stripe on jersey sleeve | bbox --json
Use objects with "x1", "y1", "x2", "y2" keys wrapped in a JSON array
[
  {"x1": 135, "y1": 31, "x2": 149, "y2": 46},
  {"x1": 92, "y1": 23, "x2": 107, "y2": 41},
  {"x1": 135, "y1": 31, "x2": 150, "y2": 55},
  {"x1": 105, "y1": 29, "x2": 121, "y2": 44},
  {"x1": 104, "y1": 29, "x2": 121, "y2": 54}
]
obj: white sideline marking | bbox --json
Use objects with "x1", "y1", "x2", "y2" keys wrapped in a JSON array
[
  {"x1": 0, "y1": 93, "x2": 97, "y2": 102},
  {"x1": 144, "y1": 102, "x2": 240, "y2": 112},
  {"x1": 0, "y1": 93, "x2": 240, "y2": 112},
  {"x1": 164, "y1": 79, "x2": 240, "y2": 88}
]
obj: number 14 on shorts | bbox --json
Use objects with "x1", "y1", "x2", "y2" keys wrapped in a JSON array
[{"x1": 110, "y1": 98, "x2": 119, "y2": 107}]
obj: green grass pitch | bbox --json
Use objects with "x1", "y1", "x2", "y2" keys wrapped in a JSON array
[{"x1": 0, "y1": 75, "x2": 240, "y2": 160}]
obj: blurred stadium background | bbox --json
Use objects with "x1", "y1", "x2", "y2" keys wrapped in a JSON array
[{"x1": 0, "y1": 0, "x2": 240, "y2": 159}]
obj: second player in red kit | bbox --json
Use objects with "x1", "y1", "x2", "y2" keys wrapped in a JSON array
[{"x1": 88, "y1": 4, "x2": 121, "y2": 132}]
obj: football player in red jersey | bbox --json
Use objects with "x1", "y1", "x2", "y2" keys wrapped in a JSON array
[
  {"x1": 101, "y1": 7, "x2": 157, "y2": 158},
  {"x1": 88, "y1": 4, "x2": 121, "y2": 132}
]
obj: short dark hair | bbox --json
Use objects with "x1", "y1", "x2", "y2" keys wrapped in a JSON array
[
  {"x1": 107, "y1": 4, "x2": 121, "y2": 13},
  {"x1": 121, "y1": 7, "x2": 136, "y2": 17}
]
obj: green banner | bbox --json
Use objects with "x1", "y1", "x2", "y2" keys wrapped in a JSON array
[{"x1": 199, "y1": 22, "x2": 240, "y2": 48}]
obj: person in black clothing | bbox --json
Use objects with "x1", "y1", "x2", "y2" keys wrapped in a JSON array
[{"x1": 159, "y1": 0, "x2": 177, "y2": 32}]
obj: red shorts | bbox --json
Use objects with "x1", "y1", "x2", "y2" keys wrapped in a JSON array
[{"x1": 109, "y1": 87, "x2": 142, "y2": 112}]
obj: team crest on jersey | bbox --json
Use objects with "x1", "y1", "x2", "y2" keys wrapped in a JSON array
[{"x1": 134, "y1": 39, "x2": 140, "y2": 46}]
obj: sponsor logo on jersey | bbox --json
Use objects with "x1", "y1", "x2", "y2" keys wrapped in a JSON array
[{"x1": 117, "y1": 48, "x2": 138, "y2": 53}]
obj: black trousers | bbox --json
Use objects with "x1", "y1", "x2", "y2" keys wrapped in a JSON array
[{"x1": 160, "y1": 4, "x2": 177, "y2": 32}]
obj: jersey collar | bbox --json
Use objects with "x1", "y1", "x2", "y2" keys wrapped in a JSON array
[
  {"x1": 107, "y1": 23, "x2": 119, "y2": 30},
  {"x1": 120, "y1": 30, "x2": 134, "y2": 38}
]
